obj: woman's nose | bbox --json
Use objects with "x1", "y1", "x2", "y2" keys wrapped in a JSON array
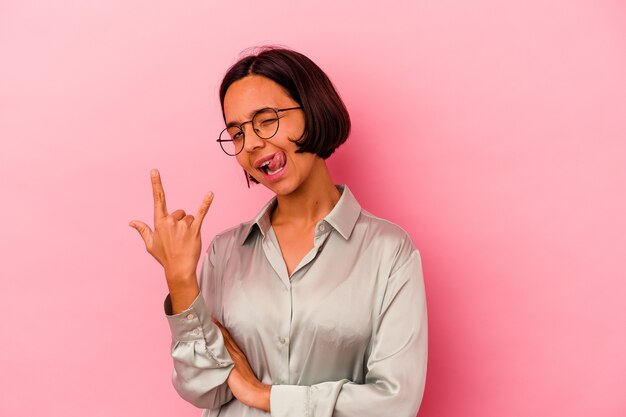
[{"x1": 242, "y1": 124, "x2": 266, "y2": 153}]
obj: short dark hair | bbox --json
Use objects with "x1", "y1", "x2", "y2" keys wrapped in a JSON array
[{"x1": 219, "y1": 46, "x2": 351, "y2": 184}]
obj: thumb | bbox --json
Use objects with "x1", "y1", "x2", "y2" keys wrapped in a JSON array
[{"x1": 129, "y1": 220, "x2": 153, "y2": 247}]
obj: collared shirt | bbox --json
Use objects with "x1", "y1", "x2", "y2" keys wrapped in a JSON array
[{"x1": 164, "y1": 184, "x2": 428, "y2": 417}]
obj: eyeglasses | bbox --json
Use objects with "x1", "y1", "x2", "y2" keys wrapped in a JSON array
[{"x1": 217, "y1": 106, "x2": 302, "y2": 156}]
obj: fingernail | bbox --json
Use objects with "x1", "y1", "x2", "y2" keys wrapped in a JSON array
[{"x1": 151, "y1": 169, "x2": 157, "y2": 177}]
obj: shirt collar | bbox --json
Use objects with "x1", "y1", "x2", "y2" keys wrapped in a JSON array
[{"x1": 240, "y1": 184, "x2": 361, "y2": 245}]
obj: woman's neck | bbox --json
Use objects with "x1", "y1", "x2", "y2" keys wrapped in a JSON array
[{"x1": 270, "y1": 159, "x2": 341, "y2": 228}]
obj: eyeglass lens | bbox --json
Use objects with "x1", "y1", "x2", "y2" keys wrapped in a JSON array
[{"x1": 219, "y1": 108, "x2": 280, "y2": 156}]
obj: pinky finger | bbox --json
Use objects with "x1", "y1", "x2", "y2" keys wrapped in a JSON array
[{"x1": 193, "y1": 192, "x2": 214, "y2": 232}]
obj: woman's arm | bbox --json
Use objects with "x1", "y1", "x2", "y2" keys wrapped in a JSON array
[
  {"x1": 217, "y1": 249, "x2": 428, "y2": 417},
  {"x1": 164, "y1": 239, "x2": 235, "y2": 409},
  {"x1": 130, "y1": 169, "x2": 233, "y2": 408},
  {"x1": 131, "y1": 170, "x2": 234, "y2": 409}
]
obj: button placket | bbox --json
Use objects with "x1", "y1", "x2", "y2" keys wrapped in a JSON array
[{"x1": 279, "y1": 284, "x2": 292, "y2": 384}]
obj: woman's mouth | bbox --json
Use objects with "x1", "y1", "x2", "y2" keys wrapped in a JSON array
[{"x1": 258, "y1": 151, "x2": 287, "y2": 180}]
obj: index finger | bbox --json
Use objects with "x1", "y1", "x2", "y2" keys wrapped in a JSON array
[{"x1": 151, "y1": 169, "x2": 168, "y2": 221}]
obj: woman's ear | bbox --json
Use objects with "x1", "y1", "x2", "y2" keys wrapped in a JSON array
[{"x1": 243, "y1": 168, "x2": 258, "y2": 188}]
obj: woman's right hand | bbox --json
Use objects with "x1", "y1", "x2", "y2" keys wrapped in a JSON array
[{"x1": 129, "y1": 169, "x2": 214, "y2": 313}]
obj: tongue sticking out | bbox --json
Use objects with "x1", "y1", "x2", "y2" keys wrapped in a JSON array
[{"x1": 268, "y1": 151, "x2": 286, "y2": 171}]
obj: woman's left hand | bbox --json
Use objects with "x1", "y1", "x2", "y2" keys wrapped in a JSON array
[{"x1": 212, "y1": 318, "x2": 271, "y2": 412}]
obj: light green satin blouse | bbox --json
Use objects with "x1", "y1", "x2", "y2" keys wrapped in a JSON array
[{"x1": 164, "y1": 184, "x2": 428, "y2": 417}]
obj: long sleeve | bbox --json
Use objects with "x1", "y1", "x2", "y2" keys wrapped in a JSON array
[
  {"x1": 164, "y1": 237, "x2": 235, "y2": 409},
  {"x1": 269, "y1": 249, "x2": 428, "y2": 417}
]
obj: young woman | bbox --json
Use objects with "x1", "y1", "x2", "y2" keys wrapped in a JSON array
[{"x1": 130, "y1": 47, "x2": 428, "y2": 417}]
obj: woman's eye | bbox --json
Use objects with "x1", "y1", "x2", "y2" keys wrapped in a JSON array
[
  {"x1": 260, "y1": 118, "x2": 278, "y2": 126},
  {"x1": 233, "y1": 132, "x2": 243, "y2": 140}
]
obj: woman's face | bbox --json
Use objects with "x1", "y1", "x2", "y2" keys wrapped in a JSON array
[{"x1": 223, "y1": 74, "x2": 319, "y2": 196}]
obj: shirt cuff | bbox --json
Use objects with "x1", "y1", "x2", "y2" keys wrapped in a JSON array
[
  {"x1": 270, "y1": 385, "x2": 310, "y2": 417},
  {"x1": 164, "y1": 292, "x2": 215, "y2": 343}
]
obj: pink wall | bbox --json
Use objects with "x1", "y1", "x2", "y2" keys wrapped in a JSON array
[{"x1": 1, "y1": 1, "x2": 625, "y2": 416}]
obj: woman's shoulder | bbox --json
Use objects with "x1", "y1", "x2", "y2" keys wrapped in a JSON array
[
  {"x1": 355, "y1": 208, "x2": 418, "y2": 258},
  {"x1": 354, "y1": 209, "x2": 423, "y2": 280},
  {"x1": 357, "y1": 207, "x2": 413, "y2": 239},
  {"x1": 205, "y1": 220, "x2": 256, "y2": 253}
]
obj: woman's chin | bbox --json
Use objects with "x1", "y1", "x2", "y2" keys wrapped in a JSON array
[{"x1": 267, "y1": 183, "x2": 294, "y2": 196}]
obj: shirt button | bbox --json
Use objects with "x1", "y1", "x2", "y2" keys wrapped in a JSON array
[
  {"x1": 186, "y1": 313, "x2": 194, "y2": 320},
  {"x1": 278, "y1": 336, "x2": 286, "y2": 344},
  {"x1": 193, "y1": 327, "x2": 201, "y2": 336},
  {"x1": 318, "y1": 224, "x2": 326, "y2": 232}
]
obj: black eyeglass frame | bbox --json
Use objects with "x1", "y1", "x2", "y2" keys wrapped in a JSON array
[{"x1": 217, "y1": 106, "x2": 302, "y2": 156}]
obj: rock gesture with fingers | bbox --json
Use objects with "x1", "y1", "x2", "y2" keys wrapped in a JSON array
[{"x1": 129, "y1": 169, "x2": 214, "y2": 314}]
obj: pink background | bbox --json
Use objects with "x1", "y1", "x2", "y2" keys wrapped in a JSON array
[{"x1": 1, "y1": 1, "x2": 625, "y2": 416}]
